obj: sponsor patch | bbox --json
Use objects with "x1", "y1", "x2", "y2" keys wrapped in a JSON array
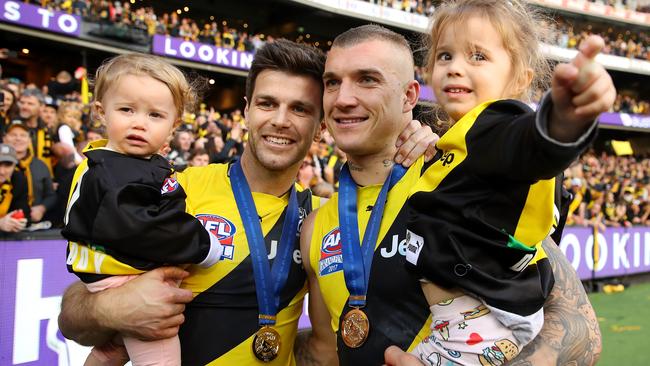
[
  {"x1": 405, "y1": 230, "x2": 424, "y2": 265},
  {"x1": 319, "y1": 227, "x2": 343, "y2": 276},
  {"x1": 196, "y1": 214, "x2": 237, "y2": 260},
  {"x1": 161, "y1": 178, "x2": 179, "y2": 194}
]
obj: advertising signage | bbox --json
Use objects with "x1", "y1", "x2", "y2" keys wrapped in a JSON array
[{"x1": 0, "y1": 0, "x2": 81, "y2": 36}]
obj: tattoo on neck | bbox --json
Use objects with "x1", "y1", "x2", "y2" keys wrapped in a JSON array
[
  {"x1": 383, "y1": 159, "x2": 393, "y2": 168},
  {"x1": 348, "y1": 163, "x2": 363, "y2": 172}
]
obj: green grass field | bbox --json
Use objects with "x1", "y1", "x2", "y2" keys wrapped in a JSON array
[{"x1": 589, "y1": 281, "x2": 650, "y2": 365}]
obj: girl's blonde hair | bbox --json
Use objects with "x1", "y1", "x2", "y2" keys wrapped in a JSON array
[
  {"x1": 426, "y1": 0, "x2": 553, "y2": 103},
  {"x1": 92, "y1": 53, "x2": 198, "y2": 123}
]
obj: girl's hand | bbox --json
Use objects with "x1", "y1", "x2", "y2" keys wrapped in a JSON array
[
  {"x1": 550, "y1": 35, "x2": 616, "y2": 142},
  {"x1": 395, "y1": 120, "x2": 439, "y2": 167}
]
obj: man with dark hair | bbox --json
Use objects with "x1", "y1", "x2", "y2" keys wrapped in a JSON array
[
  {"x1": 299, "y1": 24, "x2": 601, "y2": 366},
  {"x1": 58, "y1": 39, "x2": 435, "y2": 364}
]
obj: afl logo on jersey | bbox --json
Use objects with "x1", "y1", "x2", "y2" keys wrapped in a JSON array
[
  {"x1": 160, "y1": 178, "x2": 179, "y2": 194},
  {"x1": 196, "y1": 214, "x2": 237, "y2": 260},
  {"x1": 319, "y1": 227, "x2": 343, "y2": 276}
]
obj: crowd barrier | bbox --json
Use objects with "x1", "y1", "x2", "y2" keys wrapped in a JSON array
[{"x1": 1, "y1": 226, "x2": 650, "y2": 364}]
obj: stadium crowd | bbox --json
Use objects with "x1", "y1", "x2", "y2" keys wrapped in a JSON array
[
  {"x1": 0, "y1": 1, "x2": 647, "y2": 233},
  {"x1": 27, "y1": 0, "x2": 650, "y2": 61},
  {"x1": 565, "y1": 151, "x2": 650, "y2": 228},
  {"x1": 1, "y1": 68, "x2": 649, "y2": 234},
  {"x1": 364, "y1": 0, "x2": 650, "y2": 15}
]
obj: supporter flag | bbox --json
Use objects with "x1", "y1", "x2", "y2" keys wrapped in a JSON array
[
  {"x1": 75, "y1": 67, "x2": 89, "y2": 105},
  {"x1": 611, "y1": 140, "x2": 634, "y2": 156}
]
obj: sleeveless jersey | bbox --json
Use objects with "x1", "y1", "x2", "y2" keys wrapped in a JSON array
[
  {"x1": 309, "y1": 158, "x2": 431, "y2": 366},
  {"x1": 178, "y1": 163, "x2": 317, "y2": 365}
]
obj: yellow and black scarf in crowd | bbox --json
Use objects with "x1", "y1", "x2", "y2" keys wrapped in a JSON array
[
  {"x1": 0, "y1": 180, "x2": 13, "y2": 216},
  {"x1": 30, "y1": 127, "x2": 53, "y2": 176},
  {"x1": 18, "y1": 153, "x2": 34, "y2": 206}
]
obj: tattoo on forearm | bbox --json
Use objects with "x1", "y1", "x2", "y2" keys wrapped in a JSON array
[
  {"x1": 294, "y1": 330, "x2": 320, "y2": 366},
  {"x1": 508, "y1": 240, "x2": 601, "y2": 366}
]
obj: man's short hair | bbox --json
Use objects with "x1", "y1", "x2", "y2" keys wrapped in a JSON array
[
  {"x1": 332, "y1": 24, "x2": 412, "y2": 58},
  {"x1": 245, "y1": 39, "x2": 326, "y2": 116},
  {"x1": 20, "y1": 88, "x2": 45, "y2": 104}
]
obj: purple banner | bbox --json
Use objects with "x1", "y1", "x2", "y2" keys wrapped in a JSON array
[
  {"x1": 2, "y1": 228, "x2": 648, "y2": 362},
  {"x1": 0, "y1": 0, "x2": 81, "y2": 36},
  {"x1": 0, "y1": 239, "x2": 90, "y2": 365},
  {"x1": 560, "y1": 226, "x2": 650, "y2": 280},
  {"x1": 598, "y1": 112, "x2": 650, "y2": 130},
  {"x1": 152, "y1": 34, "x2": 254, "y2": 71},
  {"x1": 419, "y1": 85, "x2": 435, "y2": 103}
]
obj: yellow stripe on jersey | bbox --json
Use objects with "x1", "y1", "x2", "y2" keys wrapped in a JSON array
[
  {"x1": 412, "y1": 100, "x2": 494, "y2": 193},
  {"x1": 66, "y1": 241, "x2": 143, "y2": 275},
  {"x1": 513, "y1": 178, "x2": 555, "y2": 247}
]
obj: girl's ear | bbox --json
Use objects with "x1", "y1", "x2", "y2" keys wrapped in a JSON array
[
  {"x1": 513, "y1": 67, "x2": 534, "y2": 99},
  {"x1": 92, "y1": 101, "x2": 106, "y2": 125}
]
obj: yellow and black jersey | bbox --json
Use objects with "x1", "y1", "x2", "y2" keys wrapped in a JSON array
[
  {"x1": 309, "y1": 159, "x2": 431, "y2": 366},
  {"x1": 64, "y1": 140, "x2": 218, "y2": 283},
  {"x1": 406, "y1": 99, "x2": 595, "y2": 316},
  {"x1": 178, "y1": 163, "x2": 318, "y2": 366}
]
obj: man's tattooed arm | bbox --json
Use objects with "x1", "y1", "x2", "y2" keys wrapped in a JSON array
[{"x1": 508, "y1": 239, "x2": 602, "y2": 366}]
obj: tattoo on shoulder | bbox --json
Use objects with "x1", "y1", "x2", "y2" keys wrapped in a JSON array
[{"x1": 508, "y1": 240, "x2": 601, "y2": 366}]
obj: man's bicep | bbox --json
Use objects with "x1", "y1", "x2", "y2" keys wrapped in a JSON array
[{"x1": 508, "y1": 238, "x2": 601, "y2": 366}]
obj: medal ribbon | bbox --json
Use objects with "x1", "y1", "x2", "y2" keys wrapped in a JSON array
[
  {"x1": 230, "y1": 161, "x2": 300, "y2": 326},
  {"x1": 339, "y1": 164, "x2": 406, "y2": 308}
]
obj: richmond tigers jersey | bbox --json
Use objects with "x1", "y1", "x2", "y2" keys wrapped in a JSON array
[
  {"x1": 64, "y1": 140, "x2": 217, "y2": 283},
  {"x1": 309, "y1": 158, "x2": 431, "y2": 366},
  {"x1": 178, "y1": 163, "x2": 318, "y2": 366},
  {"x1": 407, "y1": 99, "x2": 595, "y2": 316}
]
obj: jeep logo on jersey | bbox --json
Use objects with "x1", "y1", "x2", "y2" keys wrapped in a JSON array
[
  {"x1": 319, "y1": 228, "x2": 343, "y2": 276},
  {"x1": 196, "y1": 214, "x2": 237, "y2": 260},
  {"x1": 160, "y1": 178, "x2": 179, "y2": 194}
]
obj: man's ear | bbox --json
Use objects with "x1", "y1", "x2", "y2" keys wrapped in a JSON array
[
  {"x1": 313, "y1": 121, "x2": 325, "y2": 142},
  {"x1": 92, "y1": 101, "x2": 106, "y2": 125},
  {"x1": 403, "y1": 80, "x2": 420, "y2": 113},
  {"x1": 243, "y1": 96, "x2": 250, "y2": 129}
]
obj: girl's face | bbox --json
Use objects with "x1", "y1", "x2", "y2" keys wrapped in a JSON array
[
  {"x1": 98, "y1": 74, "x2": 178, "y2": 158},
  {"x1": 431, "y1": 15, "x2": 519, "y2": 122}
]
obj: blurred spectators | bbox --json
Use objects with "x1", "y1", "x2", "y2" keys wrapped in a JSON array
[
  {"x1": 565, "y1": 150, "x2": 650, "y2": 228},
  {"x1": 3, "y1": 0, "x2": 650, "y2": 232}
]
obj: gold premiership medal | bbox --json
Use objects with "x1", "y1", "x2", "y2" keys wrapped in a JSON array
[
  {"x1": 252, "y1": 326, "x2": 281, "y2": 362},
  {"x1": 341, "y1": 308, "x2": 370, "y2": 348}
]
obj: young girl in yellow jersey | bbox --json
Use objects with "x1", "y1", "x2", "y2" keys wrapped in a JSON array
[
  {"x1": 62, "y1": 54, "x2": 223, "y2": 365},
  {"x1": 404, "y1": 1, "x2": 615, "y2": 365}
]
